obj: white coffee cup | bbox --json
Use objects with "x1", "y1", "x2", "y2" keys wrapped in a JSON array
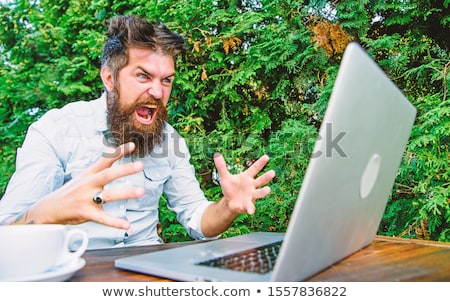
[{"x1": 0, "y1": 224, "x2": 88, "y2": 280}]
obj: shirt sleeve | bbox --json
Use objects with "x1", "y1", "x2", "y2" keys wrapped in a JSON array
[{"x1": 0, "y1": 118, "x2": 65, "y2": 223}]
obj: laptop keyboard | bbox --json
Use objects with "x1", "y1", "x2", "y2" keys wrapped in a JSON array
[{"x1": 196, "y1": 241, "x2": 282, "y2": 274}]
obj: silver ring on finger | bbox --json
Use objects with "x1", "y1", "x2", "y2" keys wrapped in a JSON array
[{"x1": 93, "y1": 191, "x2": 104, "y2": 205}]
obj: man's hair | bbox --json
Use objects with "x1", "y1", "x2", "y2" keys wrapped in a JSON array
[{"x1": 101, "y1": 14, "x2": 185, "y2": 84}]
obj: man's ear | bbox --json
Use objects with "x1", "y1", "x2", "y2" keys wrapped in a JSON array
[{"x1": 100, "y1": 66, "x2": 114, "y2": 92}]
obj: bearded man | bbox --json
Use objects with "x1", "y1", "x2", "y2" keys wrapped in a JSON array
[{"x1": 0, "y1": 15, "x2": 275, "y2": 249}]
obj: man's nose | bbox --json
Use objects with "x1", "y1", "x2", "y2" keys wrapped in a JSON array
[{"x1": 148, "y1": 81, "x2": 162, "y2": 100}]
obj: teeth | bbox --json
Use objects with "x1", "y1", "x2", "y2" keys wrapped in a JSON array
[
  {"x1": 136, "y1": 105, "x2": 157, "y2": 121},
  {"x1": 142, "y1": 105, "x2": 156, "y2": 118},
  {"x1": 147, "y1": 105, "x2": 157, "y2": 119}
]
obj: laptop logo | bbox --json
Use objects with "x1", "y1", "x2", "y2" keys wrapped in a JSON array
[{"x1": 360, "y1": 153, "x2": 382, "y2": 199}]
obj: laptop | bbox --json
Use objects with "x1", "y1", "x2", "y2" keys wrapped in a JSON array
[{"x1": 114, "y1": 42, "x2": 417, "y2": 281}]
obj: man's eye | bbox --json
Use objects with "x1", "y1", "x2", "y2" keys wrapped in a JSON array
[{"x1": 138, "y1": 73, "x2": 148, "y2": 79}]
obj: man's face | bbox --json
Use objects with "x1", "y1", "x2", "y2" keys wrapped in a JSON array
[{"x1": 103, "y1": 48, "x2": 175, "y2": 157}]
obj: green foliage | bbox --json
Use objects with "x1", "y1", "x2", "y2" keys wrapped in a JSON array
[
  {"x1": 1, "y1": 0, "x2": 449, "y2": 243},
  {"x1": 363, "y1": 23, "x2": 450, "y2": 241},
  {"x1": 381, "y1": 93, "x2": 450, "y2": 241}
]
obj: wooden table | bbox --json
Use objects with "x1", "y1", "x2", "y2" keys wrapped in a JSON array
[{"x1": 70, "y1": 236, "x2": 450, "y2": 282}]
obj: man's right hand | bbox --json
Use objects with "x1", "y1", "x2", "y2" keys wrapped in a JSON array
[{"x1": 12, "y1": 142, "x2": 145, "y2": 230}]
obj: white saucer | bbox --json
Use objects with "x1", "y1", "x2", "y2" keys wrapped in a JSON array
[{"x1": 1, "y1": 258, "x2": 86, "y2": 282}]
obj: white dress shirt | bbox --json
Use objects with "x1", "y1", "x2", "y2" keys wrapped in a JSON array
[{"x1": 0, "y1": 94, "x2": 214, "y2": 249}]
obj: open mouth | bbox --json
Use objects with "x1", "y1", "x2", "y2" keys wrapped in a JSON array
[{"x1": 135, "y1": 104, "x2": 158, "y2": 125}]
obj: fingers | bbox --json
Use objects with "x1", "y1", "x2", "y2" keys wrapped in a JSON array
[
  {"x1": 91, "y1": 142, "x2": 136, "y2": 173},
  {"x1": 254, "y1": 169, "x2": 276, "y2": 188},
  {"x1": 82, "y1": 143, "x2": 144, "y2": 187},
  {"x1": 214, "y1": 153, "x2": 274, "y2": 180},
  {"x1": 99, "y1": 187, "x2": 145, "y2": 203},
  {"x1": 242, "y1": 187, "x2": 271, "y2": 215},
  {"x1": 92, "y1": 211, "x2": 131, "y2": 230},
  {"x1": 246, "y1": 201, "x2": 256, "y2": 215},
  {"x1": 97, "y1": 161, "x2": 144, "y2": 186},
  {"x1": 214, "y1": 152, "x2": 275, "y2": 194},
  {"x1": 89, "y1": 187, "x2": 145, "y2": 230},
  {"x1": 245, "y1": 156, "x2": 274, "y2": 215},
  {"x1": 213, "y1": 152, "x2": 230, "y2": 179},
  {"x1": 254, "y1": 186, "x2": 271, "y2": 200},
  {"x1": 245, "y1": 187, "x2": 271, "y2": 215},
  {"x1": 45, "y1": 143, "x2": 144, "y2": 230},
  {"x1": 245, "y1": 154, "x2": 270, "y2": 177}
]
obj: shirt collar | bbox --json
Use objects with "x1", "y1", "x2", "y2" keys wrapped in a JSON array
[{"x1": 95, "y1": 92, "x2": 108, "y2": 132}]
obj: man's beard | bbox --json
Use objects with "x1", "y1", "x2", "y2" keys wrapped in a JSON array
[{"x1": 106, "y1": 91, "x2": 168, "y2": 158}]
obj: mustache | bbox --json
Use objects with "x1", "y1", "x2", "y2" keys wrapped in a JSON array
[{"x1": 117, "y1": 97, "x2": 163, "y2": 116}]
